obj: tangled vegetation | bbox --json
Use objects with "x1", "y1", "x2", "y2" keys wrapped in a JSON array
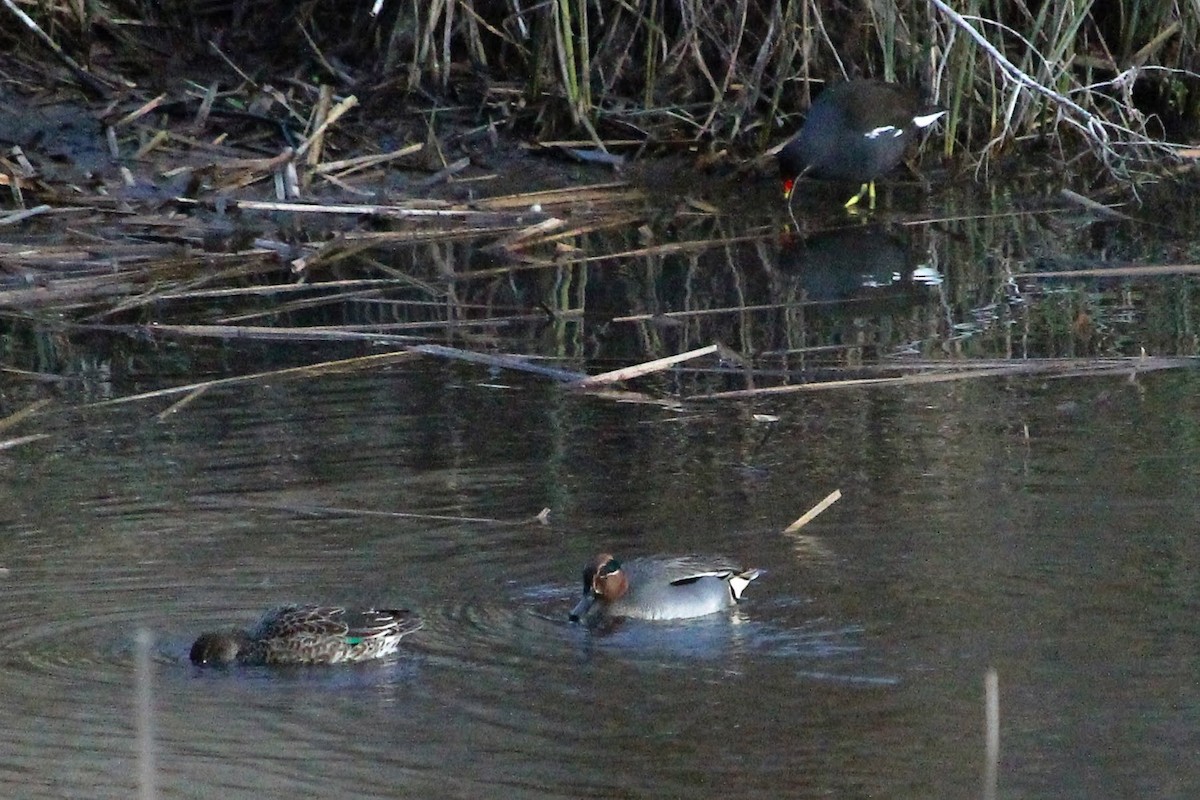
[{"x1": 1, "y1": 0, "x2": 1197, "y2": 184}]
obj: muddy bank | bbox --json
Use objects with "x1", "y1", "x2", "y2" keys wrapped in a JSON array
[{"x1": 1, "y1": 42, "x2": 1198, "y2": 417}]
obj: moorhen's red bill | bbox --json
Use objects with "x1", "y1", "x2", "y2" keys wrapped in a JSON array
[{"x1": 777, "y1": 79, "x2": 945, "y2": 209}]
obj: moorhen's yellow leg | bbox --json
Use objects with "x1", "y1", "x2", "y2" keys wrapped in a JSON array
[
  {"x1": 842, "y1": 181, "x2": 879, "y2": 211},
  {"x1": 843, "y1": 182, "x2": 870, "y2": 209}
]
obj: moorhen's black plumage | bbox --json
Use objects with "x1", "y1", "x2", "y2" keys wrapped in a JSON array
[{"x1": 777, "y1": 80, "x2": 945, "y2": 209}]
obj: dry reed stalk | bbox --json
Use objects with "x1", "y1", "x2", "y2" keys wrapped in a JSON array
[
  {"x1": 0, "y1": 366, "x2": 71, "y2": 383},
  {"x1": 0, "y1": 276, "x2": 141, "y2": 309},
  {"x1": 289, "y1": 238, "x2": 384, "y2": 274},
  {"x1": 570, "y1": 388, "x2": 688, "y2": 409},
  {"x1": 304, "y1": 84, "x2": 334, "y2": 171},
  {"x1": 848, "y1": 357, "x2": 1178, "y2": 373},
  {"x1": 186, "y1": 148, "x2": 295, "y2": 173},
  {"x1": 287, "y1": 225, "x2": 532, "y2": 271},
  {"x1": 172, "y1": 197, "x2": 529, "y2": 223},
  {"x1": 532, "y1": 139, "x2": 649, "y2": 148},
  {"x1": 132, "y1": 130, "x2": 170, "y2": 159},
  {"x1": 316, "y1": 171, "x2": 375, "y2": 196},
  {"x1": 156, "y1": 386, "x2": 209, "y2": 420},
  {"x1": 471, "y1": 182, "x2": 641, "y2": 210},
  {"x1": 0, "y1": 205, "x2": 52, "y2": 225},
  {"x1": 205, "y1": 39, "x2": 256, "y2": 85},
  {"x1": 0, "y1": 0, "x2": 113, "y2": 94},
  {"x1": 487, "y1": 213, "x2": 645, "y2": 256},
  {"x1": 0, "y1": 399, "x2": 52, "y2": 434},
  {"x1": 0, "y1": 434, "x2": 51, "y2": 450},
  {"x1": 898, "y1": 207, "x2": 1079, "y2": 229},
  {"x1": 578, "y1": 231, "x2": 773, "y2": 263},
  {"x1": 313, "y1": 143, "x2": 424, "y2": 177},
  {"x1": 113, "y1": 94, "x2": 168, "y2": 127},
  {"x1": 756, "y1": 343, "x2": 888, "y2": 359},
  {"x1": 983, "y1": 668, "x2": 1000, "y2": 800},
  {"x1": 1016, "y1": 264, "x2": 1200, "y2": 279},
  {"x1": 410, "y1": 343, "x2": 587, "y2": 382},
  {"x1": 694, "y1": 357, "x2": 1190, "y2": 399},
  {"x1": 85, "y1": 258, "x2": 287, "y2": 318},
  {"x1": 361, "y1": 298, "x2": 517, "y2": 313},
  {"x1": 418, "y1": 155, "x2": 472, "y2": 187},
  {"x1": 285, "y1": 316, "x2": 560, "y2": 333},
  {"x1": 4, "y1": 145, "x2": 37, "y2": 177},
  {"x1": 295, "y1": 94, "x2": 358, "y2": 159},
  {"x1": 929, "y1": 0, "x2": 1184, "y2": 183},
  {"x1": 783, "y1": 489, "x2": 842, "y2": 533},
  {"x1": 192, "y1": 81, "x2": 218, "y2": 130},
  {"x1": 214, "y1": 287, "x2": 394, "y2": 324},
  {"x1": 134, "y1": 628, "x2": 156, "y2": 800},
  {"x1": 296, "y1": 22, "x2": 351, "y2": 84},
  {"x1": 0, "y1": 243, "x2": 138, "y2": 265},
  {"x1": 158, "y1": 130, "x2": 256, "y2": 160},
  {"x1": 490, "y1": 218, "x2": 568, "y2": 249},
  {"x1": 189, "y1": 494, "x2": 551, "y2": 526},
  {"x1": 122, "y1": 324, "x2": 423, "y2": 345},
  {"x1": 87, "y1": 351, "x2": 419, "y2": 409},
  {"x1": 10, "y1": 0, "x2": 1200, "y2": 181},
  {"x1": 571, "y1": 344, "x2": 721, "y2": 387},
  {"x1": 458, "y1": 226, "x2": 766, "y2": 280},
  {"x1": 1057, "y1": 189, "x2": 1132, "y2": 221},
  {"x1": 613, "y1": 299, "x2": 816, "y2": 324}
]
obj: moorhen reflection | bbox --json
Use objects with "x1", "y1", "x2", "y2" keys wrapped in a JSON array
[{"x1": 774, "y1": 226, "x2": 938, "y2": 304}]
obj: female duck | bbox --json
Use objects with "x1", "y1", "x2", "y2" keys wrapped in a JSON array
[
  {"x1": 569, "y1": 554, "x2": 761, "y2": 622},
  {"x1": 189, "y1": 605, "x2": 423, "y2": 666}
]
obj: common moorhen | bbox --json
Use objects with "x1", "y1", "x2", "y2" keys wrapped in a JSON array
[{"x1": 777, "y1": 79, "x2": 945, "y2": 209}]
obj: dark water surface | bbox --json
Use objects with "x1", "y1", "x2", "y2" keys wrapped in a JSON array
[
  {"x1": 2, "y1": 359, "x2": 1198, "y2": 798},
  {"x1": 3, "y1": 172, "x2": 1200, "y2": 798}
]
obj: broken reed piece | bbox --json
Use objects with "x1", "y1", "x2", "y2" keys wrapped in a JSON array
[{"x1": 783, "y1": 489, "x2": 842, "y2": 533}]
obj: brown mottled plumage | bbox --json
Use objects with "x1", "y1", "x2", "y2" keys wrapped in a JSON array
[{"x1": 190, "y1": 605, "x2": 422, "y2": 666}]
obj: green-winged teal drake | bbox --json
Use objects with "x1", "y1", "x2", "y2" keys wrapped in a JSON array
[
  {"x1": 189, "y1": 605, "x2": 423, "y2": 666},
  {"x1": 777, "y1": 79, "x2": 945, "y2": 209},
  {"x1": 569, "y1": 554, "x2": 761, "y2": 622}
]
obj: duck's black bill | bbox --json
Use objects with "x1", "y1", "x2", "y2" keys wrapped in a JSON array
[{"x1": 569, "y1": 594, "x2": 596, "y2": 622}]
